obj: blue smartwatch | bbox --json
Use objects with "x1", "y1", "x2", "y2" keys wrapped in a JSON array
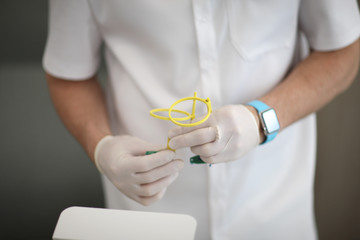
[{"x1": 247, "y1": 100, "x2": 280, "y2": 144}]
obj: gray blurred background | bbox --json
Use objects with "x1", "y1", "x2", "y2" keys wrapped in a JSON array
[{"x1": 0, "y1": 1, "x2": 359, "y2": 239}]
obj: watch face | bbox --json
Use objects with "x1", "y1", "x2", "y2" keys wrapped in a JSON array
[{"x1": 261, "y1": 108, "x2": 280, "y2": 135}]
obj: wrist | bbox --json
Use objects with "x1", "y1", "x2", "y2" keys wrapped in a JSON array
[
  {"x1": 93, "y1": 135, "x2": 114, "y2": 173},
  {"x1": 245, "y1": 106, "x2": 266, "y2": 144},
  {"x1": 83, "y1": 124, "x2": 112, "y2": 163}
]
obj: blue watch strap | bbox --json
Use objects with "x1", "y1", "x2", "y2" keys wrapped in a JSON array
[
  {"x1": 264, "y1": 129, "x2": 277, "y2": 144},
  {"x1": 247, "y1": 100, "x2": 279, "y2": 144},
  {"x1": 247, "y1": 100, "x2": 269, "y2": 112}
]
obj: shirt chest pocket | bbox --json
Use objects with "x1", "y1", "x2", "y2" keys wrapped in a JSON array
[{"x1": 226, "y1": 0, "x2": 299, "y2": 61}]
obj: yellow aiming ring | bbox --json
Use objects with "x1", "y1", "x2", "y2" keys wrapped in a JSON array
[
  {"x1": 149, "y1": 92, "x2": 212, "y2": 127},
  {"x1": 168, "y1": 96, "x2": 212, "y2": 127},
  {"x1": 150, "y1": 108, "x2": 192, "y2": 122}
]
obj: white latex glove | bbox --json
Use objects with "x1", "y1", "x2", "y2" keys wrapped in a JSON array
[
  {"x1": 94, "y1": 135, "x2": 184, "y2": 206},
  {"x1": 168, "y1": 105, "x2": 260, "y2": 164}
]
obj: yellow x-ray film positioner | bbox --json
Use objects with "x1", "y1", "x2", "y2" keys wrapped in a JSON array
[{"x1": 146, "y1": 92, "x2": 212, "y2": 164}]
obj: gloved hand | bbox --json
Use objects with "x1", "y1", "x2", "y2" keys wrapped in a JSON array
[
  {"x1": 168, "y1": 105, "x2": 260, "y2": 164},
  {"x1": 94, "y1": 135, "x2": 184, "y2": 206}
]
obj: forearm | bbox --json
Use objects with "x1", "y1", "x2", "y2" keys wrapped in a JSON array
[
  {"x1": 259, "y1": 40, "x2": 359, "y2": 131},
  {"x1": 46, "y1": 73, "x2": 111, "y2": 163}
]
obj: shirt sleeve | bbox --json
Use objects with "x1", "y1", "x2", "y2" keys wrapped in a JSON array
[
  {"x1": 299, "y1": 0, "x2": 360, "y2": 51},
  {"x1": 42, "y1": 0, "x2": 102, "y2": 80}
]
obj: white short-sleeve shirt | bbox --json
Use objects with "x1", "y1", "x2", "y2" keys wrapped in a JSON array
[{"x1": 43, "y1": 1, "x2": 360, "y2": 239}]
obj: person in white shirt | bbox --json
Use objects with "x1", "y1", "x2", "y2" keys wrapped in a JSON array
[{"x1": 43, "y1": 0, "x2": 360, "y2": 239}]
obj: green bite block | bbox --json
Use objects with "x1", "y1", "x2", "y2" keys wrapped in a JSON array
[
  {"x1": 145, "y1": 151, "x2": 158, "y2": 155},
  {"x1": 190, "y1": 155, "x2": 206, "y2": 164}
]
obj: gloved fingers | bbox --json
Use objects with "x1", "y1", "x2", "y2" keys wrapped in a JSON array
[
  {"x1": 126, "y1": 143, "x2": 164, "y2": 157},
  {"x1": 168, "y1": 114, "x2": 213, "y2": 139},
  {"x1": 130, "y1": 150, "x2": 176, "y2": 172},
  {"x1": 168, "y1": 127, "x2": 217, "y2": 149},
  {"x1": 116, "y1": 135, "x2": 164, "y2": 155},
  {"x1": 136, "y1": 172, "x2": 179, "y2": 198},
  {"x1": 136, "y1": 188, "x2": 167, "y2": 206},
  {"x1": 198, "y1": 154, "x2": 223, "y2": 165},
  {"x1": 190, "y1": 141, "x2": 223, "y2": 157},
  {"x1": 199, "y1": 140, "x2": 247, "y2": 164},
  {"x1": 201, "y1": 150, "x2": 242, "y2": 164},
  {"x1": 135, "y1": 142, "x2": 165, "y2": 155},
  {"x1": 134, "y1": 159, "x2": 184, "y2": 184}
]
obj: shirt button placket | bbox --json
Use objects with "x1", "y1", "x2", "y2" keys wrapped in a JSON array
[
  {"x1": 193, "y1": 0, "x2": 221, "y2": 108},
  {"x1": 192, "y1": 0, "x2": 223, "y2": 237}
]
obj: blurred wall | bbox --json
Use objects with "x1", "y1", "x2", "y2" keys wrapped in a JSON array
[
  {"x1": 0, "y1": 1, "x2": 104, "y2": 239},
  {"x1": 0, "y1": 1, "x2": 359, "y2": 239},
  {"x1": 315, "y1": 71, "x2": 360, "y2": 238}
]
